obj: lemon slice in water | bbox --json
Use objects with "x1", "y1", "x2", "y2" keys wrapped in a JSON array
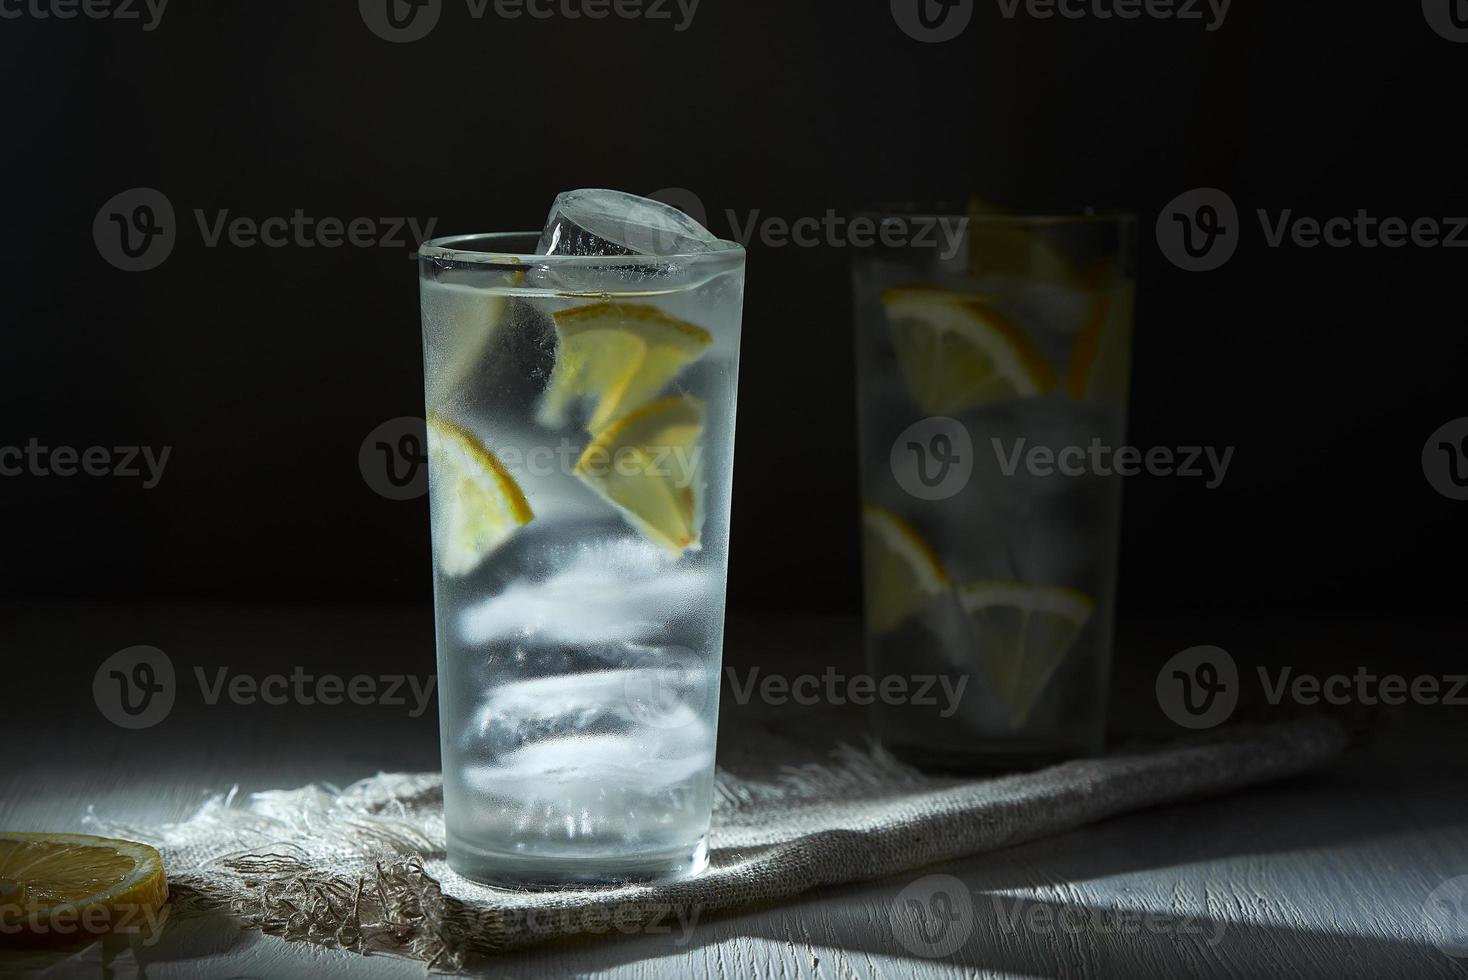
[
  {"x1": 427, "y1": 413, "x2": 534, "y2": 577},
  {"x1": 861, "y1": 503, "x2": 949, "y2": 634},
  {"x1": 540, "y1": 302, "x2": 712, "y2": 431},
  {"x1": 1064, "y1": 257, "x2": 1135, "y2": 403},
  {"x1": 575, "y1": 395, "x2": 706, "y2": 557},
  {"x1": 883, "y1": 287, "x2": 1057, "y2": 414},
  {"x1": 958, "y1": 580, "x2": 1095, "y2": 728},
  {"x1": 965, "y1": 196, "x2": 1081, "y2": 286}
]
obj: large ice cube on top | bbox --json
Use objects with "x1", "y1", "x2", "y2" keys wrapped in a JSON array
[{"x1": 536, "y1": 188, "x2": 720, "y2": 256}]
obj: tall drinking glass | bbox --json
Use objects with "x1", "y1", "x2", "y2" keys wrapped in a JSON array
[
  {"x1": 853, "y1": 210, "x2": 1136, "y2": 769},
  {"x1": 418, "y1": 232, "x2": 745, "y2": 885}
]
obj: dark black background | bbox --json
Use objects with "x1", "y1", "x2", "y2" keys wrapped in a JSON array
[{"x1": 2, "y1": 1, "x2": 1464, "y2": 622}]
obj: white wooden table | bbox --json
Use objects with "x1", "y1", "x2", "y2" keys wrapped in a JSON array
[{"x1": 3, "y1": 606, "x2": 1465, "y2": 978}]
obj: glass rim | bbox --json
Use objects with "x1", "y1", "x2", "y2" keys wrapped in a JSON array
[
  {"x1": 418, "y1": 231, "x2": 746, "y2": 265},
  {"x1": 851, "y1": 207, "x2": 1138, "y2": 227}
]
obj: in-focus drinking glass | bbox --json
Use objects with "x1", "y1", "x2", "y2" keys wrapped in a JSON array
[
  {"x1": 418, "y1": 232, "x2": 745, "y2": 885},
  {"x1": 853, "y1": 209, "x2": 1136, "y2": 769}
]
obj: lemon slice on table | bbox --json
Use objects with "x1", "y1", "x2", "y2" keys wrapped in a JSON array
[
  {"x1": 575, "y1": 395, "x2": 705, "y2": 557},
  {"x1": 860, "y1": 503, "x2": 950, "y2": 634},
  {"x1": 0, "y1": 833, "x2": 168, "y2": 945},
  {"x1": 427, "y1": 413, "x2": 534, "y2": 577},
  {"x1": 883, "y1": 287, "x2": 1057, "y2": 414},
  {"x1": 965, "y1": 196, "x2": 1081, "y2": 286},
  {"x1": 539, "y1": 302, "x2": 712, "y2": 431},
  {"x1": 957, "y1": 580, "x2": 1095, "y2": 728},
  {"x1": 1064, "y1": 258, "x2": 1135, "y2": 403}
]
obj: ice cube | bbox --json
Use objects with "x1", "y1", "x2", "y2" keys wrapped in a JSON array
[
  {"x1": 536, "y1": 188, "x2": 720, "y2": 256},
  {"x1": 463, "y1": 729, "x2": 713, "y2": 798},
  {"x1": 467, "y1": 668, "x2": 709, "y2": 748},
  {"x1": 458, "y1": 535, "x2": 712, "y2": 646}
]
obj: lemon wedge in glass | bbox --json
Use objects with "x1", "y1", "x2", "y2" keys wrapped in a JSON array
[
  {"x1": 575, "y1": 395, "x2": 705, "y2": 557},
  {"x1": 958, "y1": 580, "x2": 1095, "y2": 727},
  {"x1": 861, "y1": 503, "x2": 950, "y2": 634},
  {"x1": 427, "y1": 413, "x2": 533, "y2": 577},
  {"x1": 1064, "y1": 258, "x2": 1135, "y2": 403},
  {"x1": 883, "y1": 287, "x2": 1057, "y2": 414},
  {"x1": 539, "y1": 302, "x2": 711, "y2": 431},
  {"x1": 965, "y1": 196, "x2": 1081, "y2": 286}
]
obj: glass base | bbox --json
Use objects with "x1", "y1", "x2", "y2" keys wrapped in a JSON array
[{"x1": 446, "y1": 836, "x2": 709, "y2": 889}]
